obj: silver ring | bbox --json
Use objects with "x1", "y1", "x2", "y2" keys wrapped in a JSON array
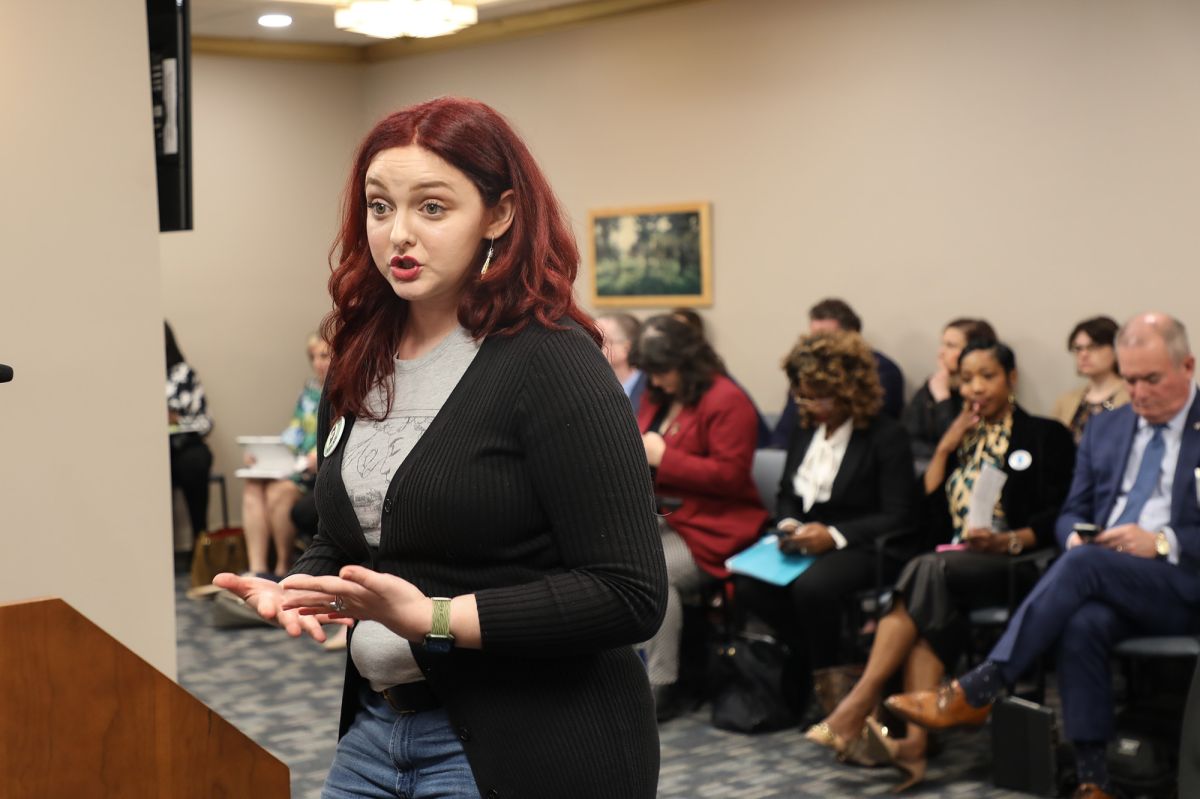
[
  {"x1": 1116, "y1": 545, "x2": 1125, "y2": 553},
  {"x1": 800, "y1": 547, "x2": 808, "y2": 556},
  {"x1": 329, "y1": 596, "x2": 346, "y2": 613}
]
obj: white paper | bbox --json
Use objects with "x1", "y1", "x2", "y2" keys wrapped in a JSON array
[{"x1": 967, "y1": 462, "x2": 1009, "y2": 531}]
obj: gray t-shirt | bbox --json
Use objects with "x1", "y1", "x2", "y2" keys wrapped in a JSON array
[{"x1": 343, "y1": 326, "x2": 480, "y2": 689}]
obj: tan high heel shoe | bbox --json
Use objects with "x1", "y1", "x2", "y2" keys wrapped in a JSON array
[
  {"x1": 804, "y1": 721, "x2": 880, "y2": 767},
  {"x1": 863, "y1": 717, "x2": 926, "y2": 792}
]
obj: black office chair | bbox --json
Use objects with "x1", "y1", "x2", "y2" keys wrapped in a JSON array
[{"x1": 1178, "y1": 655, "x2": 1200, "y2": 795}]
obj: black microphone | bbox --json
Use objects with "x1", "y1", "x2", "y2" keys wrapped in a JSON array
[{"x1": 0, "y1": 364, "x2": 12, "y2": 384}]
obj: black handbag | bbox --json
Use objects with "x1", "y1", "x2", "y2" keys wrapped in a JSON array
[
  {"x1": 709, "y1": 632, "x2": 799, "y2": 733},
  {"x1": 1107, "y1": 732, "x2": 1176, "y2": 798}
]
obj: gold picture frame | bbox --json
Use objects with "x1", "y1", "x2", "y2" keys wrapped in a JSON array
[{"x1": 587, "y1": 202, "x2": 712, "y2": 308}]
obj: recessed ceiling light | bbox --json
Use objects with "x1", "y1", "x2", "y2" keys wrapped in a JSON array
[{"x1": 258, "y1": 14, "x2": 293, "y2": 29}]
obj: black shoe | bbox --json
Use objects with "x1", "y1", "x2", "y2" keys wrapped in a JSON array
[{"x1": 652, "y1": 682, "x2": 684, "y2": 723}]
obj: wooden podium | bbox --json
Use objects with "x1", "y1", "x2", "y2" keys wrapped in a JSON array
[{"x1": 0, "y1": 597, "x2": 290, "y2": 798}]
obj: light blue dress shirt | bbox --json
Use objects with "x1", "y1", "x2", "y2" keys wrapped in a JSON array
[{"x1": 1105, "y1": 384, "x2": 1198, "y2": 563}]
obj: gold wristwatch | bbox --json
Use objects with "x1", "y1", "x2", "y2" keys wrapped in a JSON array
[{"x1": 1154, "y1": 532, "x2": 1170, "y2": 560}]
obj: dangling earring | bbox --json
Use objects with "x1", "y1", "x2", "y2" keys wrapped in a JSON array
[
  {"x1": 480, "y1": 238, "x2": 494, "y2": 276},
  {"x1": 1009, "y1": 392, "x2": 1017, "y2": 406}
]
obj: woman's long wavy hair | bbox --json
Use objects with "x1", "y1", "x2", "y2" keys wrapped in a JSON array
[
  {"x1": 321, "y1": 97, "x2": 598, "y2": 419},
  {"x1": 783, "y1": 331, "x2": 882, "y2": 428},
  {"x1": 636, "y1": 315, "x2": 726, "y2": 406}
]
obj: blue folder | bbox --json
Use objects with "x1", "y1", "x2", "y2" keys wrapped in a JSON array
[{"x1": 725, "y1": 534, "x2": 815, "y2": 586}]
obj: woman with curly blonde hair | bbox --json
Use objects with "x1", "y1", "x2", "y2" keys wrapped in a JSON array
[{"x1": 734, "y1": 331, "x2": 917, "y2": 725}]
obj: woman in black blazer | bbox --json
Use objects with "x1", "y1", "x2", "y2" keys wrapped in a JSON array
[
  {"x1": 734, "y1": 332, "x2": 917, "y2": 717},
  {"x1": 807, "y1": 339, "x2": 1075, "y2": 791}
]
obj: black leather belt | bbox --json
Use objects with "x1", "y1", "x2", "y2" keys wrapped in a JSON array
[{"x1": 380, "y1": 681, "x2": 441, "y2": 715}]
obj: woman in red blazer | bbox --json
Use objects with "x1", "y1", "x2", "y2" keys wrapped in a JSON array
[{"x1": 635, "y1": 315, "x2": 768, "y2": 719}]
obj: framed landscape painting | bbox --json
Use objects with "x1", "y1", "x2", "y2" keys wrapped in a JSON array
[{"x1": 587, "y1": 202, "x2": 712, "y2": 308}]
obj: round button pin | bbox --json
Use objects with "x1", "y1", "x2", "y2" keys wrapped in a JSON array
[
  {"x1": 324, "y1": 415, "x2": 346, "y2": 457},
  {"x1": 1008, "y1": 449, "x2": 1032, "y2": 471}
]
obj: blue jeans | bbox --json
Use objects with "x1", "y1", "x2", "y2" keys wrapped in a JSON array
[{"x1": 322, "y1": 687, "x2": 480, "y2": 799}]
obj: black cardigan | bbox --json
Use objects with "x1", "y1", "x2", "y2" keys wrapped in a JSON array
[
  {"x1": 924, "y1": 406, "x2": 1076, "y2": 550},
  {"x1": 776, "y1": 414, "x2": 917, "y2": 548},
  {"x1": 295, "y1": 320, "x2": 668, "y2": 799}
]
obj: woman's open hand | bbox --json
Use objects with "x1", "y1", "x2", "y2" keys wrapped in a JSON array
[
  {"x1": 212, "y1": 572, "x2": 347, "y2": 642},
  {"x1": 281, "y1": 566, "x2": 435, "y2": 644}
]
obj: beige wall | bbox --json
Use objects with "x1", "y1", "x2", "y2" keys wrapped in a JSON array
[
  {"x1": 158, "y1": 56, "x2": 364, "y2": 526},
  {"x1": 0, "y1": 1, "x2": 175, "y2": 673},
  {"x1": 168, "y1": 0, "x2": 1200, "y2": 526},
  {"x1": 359, "y1": 0, "x2": 1200, "y2": 414}
]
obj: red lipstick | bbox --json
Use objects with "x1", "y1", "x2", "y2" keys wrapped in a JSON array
[{"x1": 389, "y1": 255, "x2": 421, "y2": 281}]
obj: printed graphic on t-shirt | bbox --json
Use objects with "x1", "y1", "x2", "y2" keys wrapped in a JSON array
[{"x1": 344, "y1": 412, "x2": 437, "y2": 533}]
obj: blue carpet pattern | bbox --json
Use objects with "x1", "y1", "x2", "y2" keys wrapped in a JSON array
[{"x1": 175, "y1": 576, "x2": 1040, "y2": 798}]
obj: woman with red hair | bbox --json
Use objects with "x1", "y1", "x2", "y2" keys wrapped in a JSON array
[{"x1": 215, "y1": 97, "x2": 666, "y2": 798}]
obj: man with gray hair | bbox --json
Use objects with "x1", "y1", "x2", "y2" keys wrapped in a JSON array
[
  {"x1": 886, "y1": 312, "x2": 1200, "y2": 799},
  {"x1": 596, "y1": 312, "x2": 647, "y2": 411}
]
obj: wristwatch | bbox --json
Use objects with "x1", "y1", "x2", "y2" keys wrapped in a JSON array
[
  {"x1": 1154, "y1": 532, "x2": 1171, "y2": 560},
  {"x1": 1007, "y1": 533, "x2": 1024, "y2": 556},
  {"x1": 424, "y1": 597, "x2": 455, "y2": 654}
]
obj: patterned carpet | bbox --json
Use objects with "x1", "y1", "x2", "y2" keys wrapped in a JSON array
[{"x1": 175, "y1": 576, "x2": 1042, "y2": 798}]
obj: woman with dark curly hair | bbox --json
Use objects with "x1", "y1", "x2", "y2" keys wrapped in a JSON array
[
  {"x1": 733, "y1": 331, "x2": 917, "y2": 722},
  {"x1": 807, "y1": 339, "x2": 1074, "y2": 791},
  {"x1": 635, "y1": 314, "x2": 767, "y2": 719}
]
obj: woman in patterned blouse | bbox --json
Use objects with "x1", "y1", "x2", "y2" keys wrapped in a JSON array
[
  {"x1": 166, "y1": 321, "x2": 214, "y2": 542},
  {"x1": 806, "y1": 340, "x2": 1075, "y2": 791},
  {"x1": 242, "y1": 333, "x2": 330, "y2": 579},
  {"x1": 1052, "y1": 316, "x2": 1130, "y2": 443}
]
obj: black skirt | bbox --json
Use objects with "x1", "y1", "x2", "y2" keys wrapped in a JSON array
[{"x1": 890, "y1": 550, "x2": 1039, "y2": 669}]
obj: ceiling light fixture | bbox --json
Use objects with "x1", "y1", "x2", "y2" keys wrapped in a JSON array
[
  {"x1": 258, "y1": 13, "x2": 293, "y2": 28},
  {"x1": 335, "y1": 0, "x2": 478, "y2": 39}
]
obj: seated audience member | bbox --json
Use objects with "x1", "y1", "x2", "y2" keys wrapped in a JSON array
[
  {"x1": 902, "y1": 318, "x2": 997, "y2": 464},
  {"x1": 885, "y1": 313, "x2": 1200, "y2": 799},
  {"x1": 165, "y1": 321, "x2": 214, "y2": 545},
  {"x1": 734, "y1": 331, "x2": 917, "y2": 720},
  {"x1": 671, "y1": 306, "x2": 772, "y2": 446},
  {"x1": 771, "y1": 298, "x2": 905, "y2": 447},
  {"x1": 242, "y1": 333, "x2": 329, "y2": 579},
  {"x1": 808, "y1": 339, "x2": 1075, "y2": 791},
  {"x1": 596, "y1": 312, "x2": 646, "y2": 410},
  {"x1": 636, "y1": 314, "x2": 768, "y2": 720},
  {"x1": 670, "y1": 307, "x2": 706, "y2": 338},
  {"x1": 1053, "y1": 315, "x2": 1130, "y2": 443}
]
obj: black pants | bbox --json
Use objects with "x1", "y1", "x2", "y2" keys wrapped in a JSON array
[
  {"x1": 169, "y1": 435, "x2": 213, "y2": 538},
  {"x1": 734, "y1": 546, "x2": 879, "y2": 700}
]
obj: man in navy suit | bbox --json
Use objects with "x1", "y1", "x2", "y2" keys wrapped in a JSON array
[{"x1": 886, "y1": 312, "x2": 1200, "y2": 799}]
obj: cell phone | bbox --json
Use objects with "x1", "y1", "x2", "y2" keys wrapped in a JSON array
[{"x1": 1073, "y1": 522, "x2": 1099, "y2": 542}]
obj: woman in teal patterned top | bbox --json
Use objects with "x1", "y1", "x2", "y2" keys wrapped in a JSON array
[{"x1": 243, "y1": 334, "x2": 331, "y2": 578}]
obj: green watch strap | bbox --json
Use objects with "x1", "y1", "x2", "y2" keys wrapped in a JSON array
[{"x1": 429, "y1": 597, "x2": 453, "y2": 639}]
